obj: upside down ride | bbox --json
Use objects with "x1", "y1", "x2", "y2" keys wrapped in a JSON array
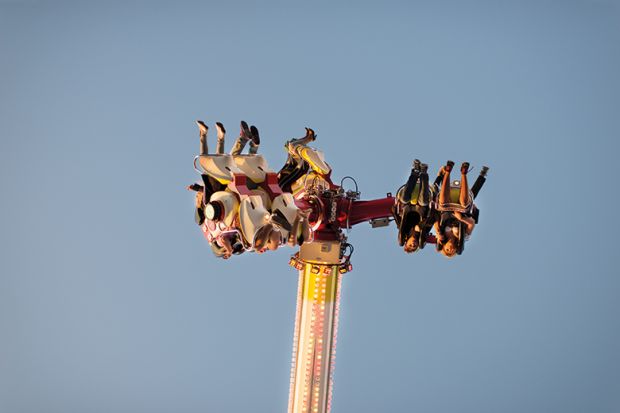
[{"x1": 188, "y1": 120, "x2": 489, "y2": 413}]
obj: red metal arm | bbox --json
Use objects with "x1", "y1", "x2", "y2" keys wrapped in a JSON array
[{"x1": 344, "y1": 196, "x2": 395, "y2": 227}]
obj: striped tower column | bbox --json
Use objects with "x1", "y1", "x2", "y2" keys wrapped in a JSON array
[{"x1": 288, "y1": 241, "x2": 344, "y2": 413}]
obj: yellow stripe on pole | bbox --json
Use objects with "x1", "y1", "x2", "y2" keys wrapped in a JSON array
[{"x1": 289, "y1": 262, "x2": 342, "y2": 413}]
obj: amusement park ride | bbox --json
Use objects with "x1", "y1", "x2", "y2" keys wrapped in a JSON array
[{"x1": 188, "y1": 121, "x2": 488, "y2": 413}]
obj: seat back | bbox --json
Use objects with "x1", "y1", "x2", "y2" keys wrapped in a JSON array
[
  {"x1": 271, "y1": 193, "x2": 299, "y2": 243},
  {"x1": 233, "y1": 154, "x2": 271, "y2": 183},
  {"x1": 298, "y1": 147, "x2": 331, "y2": 176},
  {"x1": 195, "y1": 155, "x2": 241, "y2": 184},
  {"x1": 238, "y1": 190, "x2": 272, "y2": 249}
]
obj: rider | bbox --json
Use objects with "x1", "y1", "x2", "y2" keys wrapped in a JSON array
[
  {"x1": 394, "y1": 159, "x2": 436, "y2": 253},
  {"x1": 253, "y1": 224, "x2": 283, "y2": 253},
  {"x1": 188, "y1": 120, "x2": 254, "y2": 258},
  {"x1": 230, "y1": 120, "x2": 260, "y2": 156},
  {"x1": 434, "y1": 161, "x2": 489, "y2": 257},
  {"x1": 187, "y1": 120, "x2": 228, "y2": 226},
  {"x1": 277, "y1": 127, "x2": 316, "y2": 193},
  {"x1": 189, "y1": 120, "x2": 300, "y2": 256}
]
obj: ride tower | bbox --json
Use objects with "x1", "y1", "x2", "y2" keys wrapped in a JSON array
[
  {"x1": 189, "y1": 123, "x2": 488, "y2": 413},
  {"x1": 285, "y1": 180, "x2": 395, "y2": 413}
]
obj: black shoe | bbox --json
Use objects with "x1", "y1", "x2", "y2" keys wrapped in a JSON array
[
  {"x1": 250, "y1": 125, "x2": 260, "y2": 145},
  {"x1": 240, "y1": 120, "x2": 251, "y2": 140},
  {"x1": 420, "y1": 163, "x2": 428, "y2": 174},
  {"x1": 412, "y1": 159, "x2": 421, "y2": 172},
  {"x1": 445, "y1": 160, "x2": 454, "y2": 172},
  {"x1": 461, "y1": 162, "x2": 470, "y2": 174},
  {"x1": 480, "y1": 166, "x2": 489, "y2": 177},
  {"x1": 196, "y1": 120, "x2": 208, "y2": 136}
]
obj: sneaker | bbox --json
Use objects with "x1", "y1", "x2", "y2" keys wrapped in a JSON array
[
  {"x1": 196, "y1": 120, "x2": 208, "y2": 136},
  {"x1": 420, "y1": 163, "x2": 428, "y2": 174},
  {"x1": 305, "y1": 127, "x2": 316, "y2": 141},
  {"x1": 445, "y1": 160, "x2": 454, "y2": 172},
  {"x1": 480, "y1": 166, "x2": 489, "y2": 177},
  {"x1": 240, "y1": 120, "x2": 251, "y2": 140},
  {"x1": 460, "y1": 162, "x2": 470, "y2": 174},
  {"x1": 186, "y1": 183, "x2": 203, "y2": 192},
  {"x1": 250, "y1": 125, "x2": 260, "y2": 145},
  {"x1": 412, "y1": 159, "x2": 421, "y2": 172}
]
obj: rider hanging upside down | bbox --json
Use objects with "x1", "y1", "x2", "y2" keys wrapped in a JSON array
[
  {"x1": 394, "y1": 159, "x2": 437, "y2": 253},
  {"x1": 188, "y1": 120, "x2": 310, "y2": 258},
  {"x1": 277, "y1": 127, "x2": 334, "y2": 202},
  {"x1": 188, "y1": 120, "x2": 258, "y2": 258},
  {"x1": 434, "y1": 160, "x2": 489, "y2": 258}
]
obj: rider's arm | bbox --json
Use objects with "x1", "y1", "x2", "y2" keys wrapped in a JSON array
[
  {"x1": 453, "y1": 211, "x2": 475, "y2": 235},
  {"x1": 434, "y1": 221, "x2": 445, "y2": 243}
]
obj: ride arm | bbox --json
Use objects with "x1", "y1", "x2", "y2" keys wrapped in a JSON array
[{"x1": 346, "y1": 196, "x2": 395, "y2": 227}]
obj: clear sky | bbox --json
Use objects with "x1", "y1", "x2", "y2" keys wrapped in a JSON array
[{"x1": 1, "y1": 1, "x2": 619, "y2": 412}]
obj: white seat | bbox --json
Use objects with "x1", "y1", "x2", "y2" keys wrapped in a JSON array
[
  {"x1": 196, "y1": 155, "x2": 241, "y2": 184},
  {"x1": 233, "y1": 154, "x2": 271, "y2": 183},
  {"x1": 238, "y1": 190, "x2": 272, "y2": 248},
  {"x1": 298, "y1": 147, "x2": 331, "y2": 176},
  {"x1": 271, "y1": 193, "x2": 303, "y2": 246}
]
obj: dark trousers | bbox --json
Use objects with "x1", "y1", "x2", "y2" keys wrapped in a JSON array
[
  {"x1": 471, "y1": 173, "x2": 486, "y2": 199},
  {"x1": 403, "y1": 169, "x2": 430, "y2": 206}
]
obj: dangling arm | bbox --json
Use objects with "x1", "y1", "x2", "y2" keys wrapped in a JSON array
[{"x1": 453, "y1": 211, "x2": 475, "y2": 236}]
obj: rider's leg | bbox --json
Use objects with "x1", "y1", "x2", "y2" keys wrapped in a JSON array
[
  {"x1": 439, "y1": 161, "x2": 453, "y2": 206},
  {"x1": 230, "y1": 121, "x2": 251, "y2": 155},
  {"x1": 288, "y1": 127, "x2": 316, "y2": 147},
  {"x1": 418, "y1": 165, "x2": 430, "y2": 206},
  {"x1": 403, "y1": 167, "x2": 420, "y2": 203},
  {"x1": 197, "y1": 120, "x2": 209, "y2": 155},
  {"x1": 248, "y1": 125, "x2": 260, "y2": 155},
  {"x1": 200, "y1": 175, "x2": 224, "y2": 205},
  {"x1": 471, "y1": 166, "x2": 489, "y2": 199},
  {"x1": 215, "y1": 122, "x2": 226, "y2": 155},
  {"x1": 459, "y1": 162, "x2": 471, "y2": 207}
]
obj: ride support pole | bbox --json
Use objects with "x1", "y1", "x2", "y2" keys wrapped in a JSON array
[{"x1": 288, "y1": 242, "x2": 344, "y2": 413}]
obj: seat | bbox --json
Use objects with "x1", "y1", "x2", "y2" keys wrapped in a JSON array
[
  {"x1": 396, "y1": 185, "x2": 421, "y2": 205},
  {"x1": 195, "y1": 155, "x2": 241, "y2": 184},
  {"x1": 271, "y1": 193, "x2": 299, "y2": 244},
  {"x1": 298, "y1": 147, "x2": 331, "y2": 176},
  {"x1": 277, "y1": 160, "x2": 309, "y2": 193},
  {"x1": 436, "y1": 181, "x2": 474, "y2": 213},
  {"x1": 238, "y1": 190, "x2": 272, "y2": 249},
  {"x1": 233, "y1": 154, "x2": 271, "y2": 183}
]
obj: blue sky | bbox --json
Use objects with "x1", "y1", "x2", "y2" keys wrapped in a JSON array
[{"x1": 1, "y1": 1, "x2": 619, "y2": 412}]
